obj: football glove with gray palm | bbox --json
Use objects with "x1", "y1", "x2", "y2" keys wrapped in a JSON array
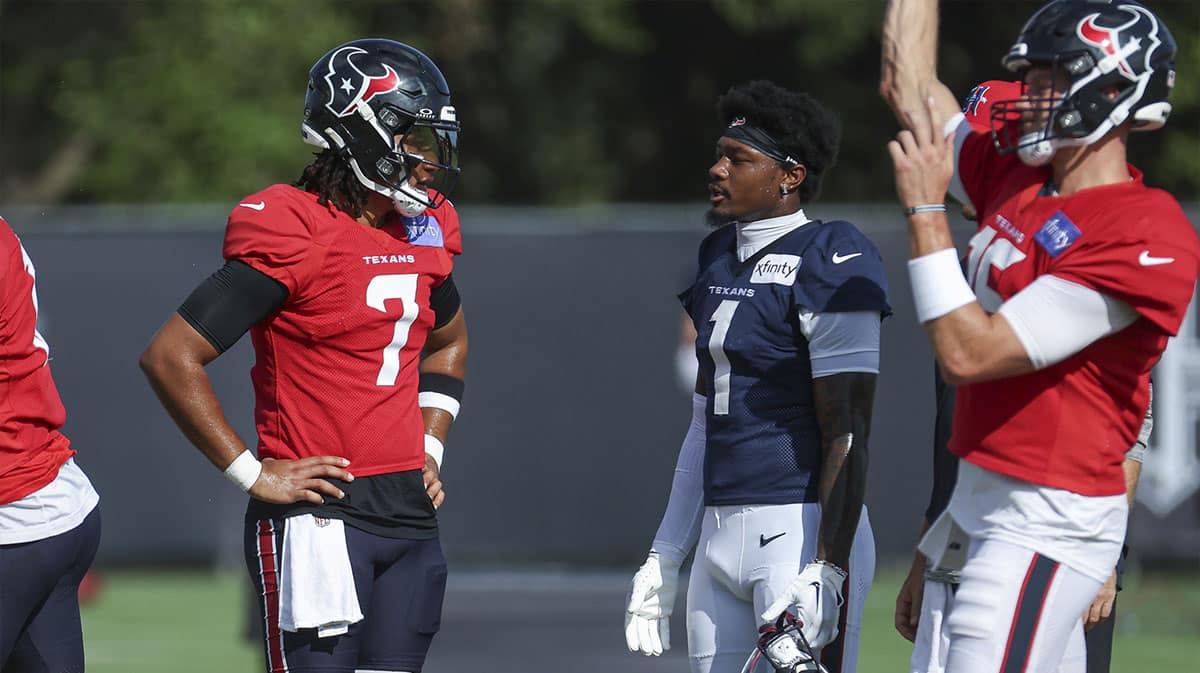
[{"x1": 624, "y1": 551, "x2": 680, "y2": 656}]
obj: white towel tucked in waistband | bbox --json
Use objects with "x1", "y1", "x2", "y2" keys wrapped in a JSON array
[{"x1": 279, "y1": 514, "x2": 363, "y2": 638}]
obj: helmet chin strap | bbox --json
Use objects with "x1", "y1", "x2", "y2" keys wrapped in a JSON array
[
  {"x1": 392, "y1": 185, "x2": 429, "y2": 217},
  {"x1": 1017, "y1": 130, "x2": 1058, "y2": 167}
]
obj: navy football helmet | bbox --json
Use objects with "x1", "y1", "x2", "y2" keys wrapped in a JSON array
[
  {"x1": 991, "y1": 0, "x2": 1176, "y2": 166},
  {"x1": 302, "y1": 39, "x2": 460, "y2": 215}
]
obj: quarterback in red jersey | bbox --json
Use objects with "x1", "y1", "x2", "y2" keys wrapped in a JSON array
[
  {"x1": 882, "y1": 1, "x2": 1198, "y2": 672},
  {"x1": 141, "y1": 39, "x2": 467, "y2": 673},
  {"x1": 0, "y1": 217, "x2": 101, "y2": 671}
]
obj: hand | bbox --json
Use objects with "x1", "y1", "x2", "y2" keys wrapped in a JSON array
[
  {"x1": 761, "y1": 562, "x2": 847, "y2": 650},
  {"x1": 887, "y1": 96, "x2": 955, "y2": 210},
  {"x1": 423, "y1": 454, "x2": 445, "y2": 509},
  {"x1": 625, "y1": 552, "x2": 680, "y2": 656},
  {"x1": 1084, "y1": 570, "x2": 1118, "y2": 631},
  {"x1": 249, "y1": 456, "x2": 353, "y2": 505},
  {"x1": 895, "y1": 555, "x2": 926, "y2": 642}
]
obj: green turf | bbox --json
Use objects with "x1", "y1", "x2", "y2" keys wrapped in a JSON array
[
  {"x1": 82, "y1": 571, "x2": 260, "y2": 673},
  {"x1": 80, "y1": 567, "x2": 1200, "y2": 672}
]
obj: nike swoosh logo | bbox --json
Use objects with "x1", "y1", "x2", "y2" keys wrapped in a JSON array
[
  {"x1": 759, "y1": 532, "x2": 787, "y2": 547},
  {"x1": 239, "y1": 201, "x2": 266, "y2": 211},
  {"x1": 831, "y1": 252, "x2": 862, "y2": 264},
  {"x1": 1139, "y1": 250, "x2": 1174, "y2": 266}
]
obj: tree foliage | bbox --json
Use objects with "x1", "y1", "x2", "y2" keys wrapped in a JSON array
[{"x1": 0, "y1": 0, "x2": 1196, "y2": 206}]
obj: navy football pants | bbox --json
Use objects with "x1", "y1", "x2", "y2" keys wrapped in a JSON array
[
  {"x1": 0, "y1": 507, "x2": 101, "y2": 673},
  {"x1": 245, "y1": 517, "x2": 447, "y2": 673}
]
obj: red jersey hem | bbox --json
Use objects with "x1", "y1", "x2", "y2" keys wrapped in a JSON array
[
  {"x1": 957, "y1": 452, "x2": 1124, "y2": 498},
  {"x1": 0, "y1": 437, "x2": 76, "y2": 504}
]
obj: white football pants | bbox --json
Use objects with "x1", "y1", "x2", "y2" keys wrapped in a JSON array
[
  {"x1": 685, "y1": 502, "x2": 875, "y2": 673},
  {"x1": 909, "y1": 575, "x2": 1086, "y2": 673}
]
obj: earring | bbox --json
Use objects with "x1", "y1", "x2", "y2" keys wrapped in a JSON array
[{"x1": 780, "y1": 185, "x2": 790, "y2": 196}]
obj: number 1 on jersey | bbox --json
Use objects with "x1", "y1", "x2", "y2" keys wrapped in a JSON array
[
  {"x1": 366, "y1": 274, "x2": 420, "y2": 386},
  {"x1": 708, "y1": 300, "x2": 740, "y2": 415}
]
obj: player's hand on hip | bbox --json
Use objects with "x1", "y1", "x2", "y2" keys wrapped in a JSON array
[
  {"x1": 423, "y1": 455, "x2": 444, "y2": 509},
  {"x1": 250, "y1": 456, "x2": 353, "y2": 505},
  {"x1": 1084, "y1": 569, "x2": 1118, "y2": 631},
  {"x1": 761, "y1": 562, "x2": 847, "y2": 650},
  {"x1": 625, "y1": 551, "x2": 680, "y2": 656},
  {"x1": 888, "y1": 95, "x2": 954, "y2": 209},
  {"x1": 894, "y1": 555, "x2": 925, "y2": 642}
]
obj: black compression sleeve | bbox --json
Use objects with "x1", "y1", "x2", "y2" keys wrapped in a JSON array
[
  {"x1": 429, "y1": 274, "x2": 461, "y2": 329},
  {"x1": 178, "y1": 260, "x2": 288, "y2": 353},
  {"x1": 925, "y1": 366, "x2": 960, "y2": 523}
]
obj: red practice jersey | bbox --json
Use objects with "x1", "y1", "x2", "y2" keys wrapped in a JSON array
[
  {"x1": 0, "y1": 218, "x2": 75, "y2": 504},
  {"x1": 952, "y1": 133, "x2": 1200, "y2": 496},
  {"x1": 223, "y1": 186, "x2": 462, "y2": 476}
]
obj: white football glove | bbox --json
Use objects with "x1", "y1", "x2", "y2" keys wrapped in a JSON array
[
  {"x1": 624, "y1": 551, "x2": 680, "y2": 656},
  {"x1": 760, "y1": 562, "x2": 847, "y2": 650}
]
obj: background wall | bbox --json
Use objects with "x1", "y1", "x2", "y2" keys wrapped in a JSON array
[{"x1": 9, "y1": 203, "x2": 1198, "y2": 568}]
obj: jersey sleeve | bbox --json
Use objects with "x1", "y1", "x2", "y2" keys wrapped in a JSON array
[
  {"x1": 1047, "y1": 228, "x2": 1199, "y2": 336},
  {"x1": 221, "y1": 189, "x2": 319, "y2": 297},
  {"x1": 432, "y1": 195, "x2": 463, "y2": 257},
  {"x1": 792, "y1": 225, "x2": 891, "y2": 316},
  {"x1": 955, "y1": 129, "x2": 1010, "y2": 218}
]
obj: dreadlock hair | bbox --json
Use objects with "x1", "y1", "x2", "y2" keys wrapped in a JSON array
[
  {"x1": 294, "y1": 149, "x2": 372, "y2": 218},
  {"x1": 716, "y1": 80, "x2": 841, "y2": 203}
]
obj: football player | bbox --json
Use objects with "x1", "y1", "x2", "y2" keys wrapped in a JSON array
[
  {"x1": 140, "y1": 39, "x2": 466, "y2": 673},
  {"x1": 625, "y1": 80, "x2": 890, "y2": 673},
  {"x1": 895, "y1": 79, "x2": 1154, "y2": 673},
  {"x1": 0, "y1": 217, "x2": 102, "y2": 671},
  {"x1": 881, "y1": 1, "x2": 1199, "y2": 672}
]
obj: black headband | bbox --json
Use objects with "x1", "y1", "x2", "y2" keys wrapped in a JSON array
[{"x1": 721, "y1": 118, "x2": 799, "y2": 167}]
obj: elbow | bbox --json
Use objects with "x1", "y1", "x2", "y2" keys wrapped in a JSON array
[
  {"x1": 937, "y1": 354, "x2": 983, "y2": 386},
  {"x1": 139, "y1": 339, "x2": 176, "y2": 386}
]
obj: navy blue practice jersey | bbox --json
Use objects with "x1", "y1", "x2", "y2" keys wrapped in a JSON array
[{"x1": 680, "y1": 220, "x2": 890, "y2": 505}]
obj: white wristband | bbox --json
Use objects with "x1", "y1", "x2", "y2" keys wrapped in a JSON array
[
  {"x1": 418, "y1": 392, "x2": 460, "y2": 420},
  {"x1": 908, "y1": 248, "x2": 976, "y2": 323},
  {"x1": 223, "y1": 450, "x2": 263, "y2": 492},
  {"x1": 424, "y1": 434, "x2": 444, "y2": 470}
]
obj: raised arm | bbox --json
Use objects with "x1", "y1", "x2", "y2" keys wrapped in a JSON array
[{"x1": 880, "y1": 0, "x2": 961, "y2": 135}]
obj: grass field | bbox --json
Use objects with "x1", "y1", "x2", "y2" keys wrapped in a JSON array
[{"x1": 80, "y1": 567, "x2": 1200, "y2": 672}]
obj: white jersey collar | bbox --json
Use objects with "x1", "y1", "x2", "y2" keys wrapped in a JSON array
[{"x1": 735, "y1": 209, "x2": 812, "y2": 262}]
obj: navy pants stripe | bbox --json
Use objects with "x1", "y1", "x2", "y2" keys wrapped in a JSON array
[
  {"x1": 0, "y1": 507, "x2": 101, "y2": 673},
  {"x1": 1000, "y1": 553, "x2": 1059, "y2": 673}
]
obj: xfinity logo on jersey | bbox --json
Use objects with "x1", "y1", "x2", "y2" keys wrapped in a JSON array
[
  {"x1": 750, "y1": 254, "x2": 801, "y2": 286},
  {"x1": 404, "y1": 214, "x2": 444, "y2": 247},
  {"x1": 362, "y1": 254, "x2": 415, "y2": 265},
  {"x1": 1034, "y1": 211, "x2": 1081, "y2": 257}
]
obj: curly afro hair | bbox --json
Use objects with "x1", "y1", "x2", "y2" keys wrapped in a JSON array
[
  {"x1": 716, "y1": 80, "x2": 841, "y2": 203},
  {"x1": 294, "y1": 149, "x2": 372, "y2": 219}
]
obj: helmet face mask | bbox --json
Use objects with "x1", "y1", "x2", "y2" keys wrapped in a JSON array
[
  {"x1": 741, "y1": 612, "x2": 829, "y2": 673},
  {"x1": 301, "y1": 39, "x2": 462, "y2": 216},
  {"x1": 992, "y1": 0, "x2": 1176, "y2": 166}
]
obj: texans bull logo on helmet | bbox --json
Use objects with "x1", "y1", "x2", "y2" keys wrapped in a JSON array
[
  {"x1": 1075, "y1": 5, "x2": 1164, "y2": 82},
  {"x1": 322, "y1": 46, "x2": 405, "y2": 118}
]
